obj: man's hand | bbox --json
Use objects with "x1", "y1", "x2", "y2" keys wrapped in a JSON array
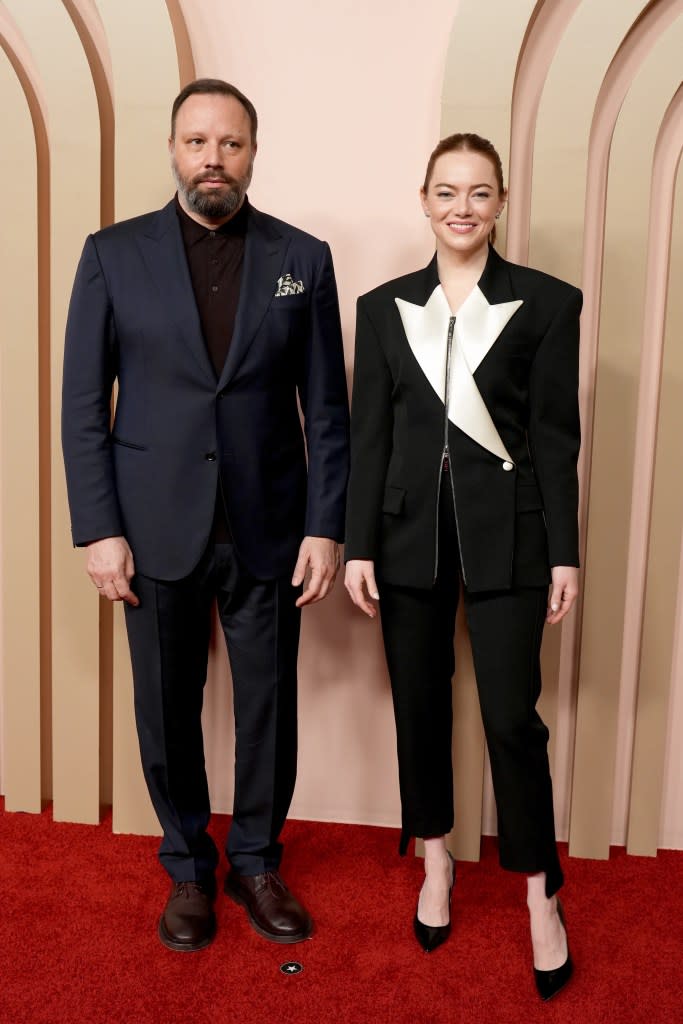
[
  {"x1": 292, "y1": 537, "x2": 340, "y2": 607},
  {"x1": 86, "y1": 536, "x2": 139, "y2": 607},
  {"x1": 344, "y1": 559, "x2": 380, "y2": 619},
  {"x1": 546, "y1": 565, "x2": 579, "y2": 625}
]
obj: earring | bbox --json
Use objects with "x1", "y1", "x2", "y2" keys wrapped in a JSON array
[
  {"x1": 424, "y1": 210, "x2": 431, "y2": 218},
  {"x1": 495, "y1": 211, "x2": 501, "y2": 220}
]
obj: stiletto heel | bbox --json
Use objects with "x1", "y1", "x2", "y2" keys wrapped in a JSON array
[
  {"x1": 413, "y1": 850, "x2": 455, "y2": 953},
  {"x1": 533, "y1": 898, "x2": 573, "y2": 1001}
]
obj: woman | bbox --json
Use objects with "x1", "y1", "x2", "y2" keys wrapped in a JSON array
[{"x1": 344, "y1": 133, "x2": 580, "y2": 1001}]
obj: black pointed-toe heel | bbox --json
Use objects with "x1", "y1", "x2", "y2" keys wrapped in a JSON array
[
  {"x1": 533, "y1": 898, "x2": 573, "y2": 1001},
  {"x1": 413, "y1": 851, "x2": 455, "y2": 953}
]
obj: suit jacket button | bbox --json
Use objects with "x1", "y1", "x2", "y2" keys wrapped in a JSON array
[
  {"x1": 205, "y1": 451, "x2": 217, "y2": 462},
  {"x1": 502, "y1": 461, "x2": 514, "y2": 471}
]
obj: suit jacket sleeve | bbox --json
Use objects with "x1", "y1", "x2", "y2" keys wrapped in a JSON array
[
  {"x1": 527, "y1": 286, "x2": 582, "y2": 568},
  {"x1": 344, "y1": 297, "x2": 394, "y2": 562},
  {"x1": 61, "y1": 234, "x2": 123, "y2": 546},
  {"x1": 297, "y1": 242, "x2": 350, "y2": 541}
]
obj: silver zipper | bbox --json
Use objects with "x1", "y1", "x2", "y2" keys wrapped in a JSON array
[
  {"x1": 433, "y1": 447, "x2": 445, "y2": 582},
  {"x1": 447, "y1": 452, "x2": 467, "y2": 585},
  {"x1": 439, "y1": 316, "x2": 467, "y2": 585}
]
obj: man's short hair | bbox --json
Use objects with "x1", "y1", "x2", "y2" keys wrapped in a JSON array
[{"x1": 171, "y1": 79, "x2": 258, "y2": 144}]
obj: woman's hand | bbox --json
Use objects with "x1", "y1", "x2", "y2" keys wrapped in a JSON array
[
  {"x1": 546, "y1": 566, "x2": 579, "y2": 625},
  {"x1": 344, "y1": 559, "x2": 380, "y2": 619}
]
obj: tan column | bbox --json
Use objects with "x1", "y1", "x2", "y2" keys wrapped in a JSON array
[
  {"x1": 626, "y1": 87, "x2": 683, "y2": 856},
  {"x1": 6, "y1": 0, "x2": 105, "y2": 823},
  {"x1": 0, "y1": 16, "x2": 43, "y2": 811},
  {"x1": 527, "y1": 0, "x2": 647, "y2": 839},
  {"x1": 571, "y1": 15, "x2": 683, "y2": 857}
]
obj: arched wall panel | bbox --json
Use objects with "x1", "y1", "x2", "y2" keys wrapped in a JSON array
[
  {"x1": 567, "y1": 5, "x2": 683, "y2": 854},
  {"x1": 164, "y1": 0, "x2": 195, "y2": 87},
  {"x1": 610, "y1": 32, "x2": 683, "y2": 852},
  {"x1": 625, "y1": 83, "x2": 683, "y2": 855},
  {"x1": 62, "y1": 0, "x2": 117, "y2": 809},
  {"x1": 507, "y1": 0, "x2": 583, "y2": 266},
  {"x1": 660, "y1": 254, "x2": 683, "y2": 846},
  {"x1": 6, "y1": 0, "x2": 104, "y2": 824},
  {"x1": 571, "y1": 16, "x2": 683, "y2": 857},
  {"x1": 0, "y1": 11, "x2": 44, "y2": 812},
  {"x1": 519, "y1": 0, "x2": 648, "y2": 842}
]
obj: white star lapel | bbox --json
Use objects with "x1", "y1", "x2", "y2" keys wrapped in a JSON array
[
  {"x1": 395, "y1": 286, "x2": 451, "y2": 404},
  {"x1": 395, "y1": 285, "x2": 523, "y2": 464},
  {"x1": 456, "y1": 286, "x2": 523, "y2": 372}
]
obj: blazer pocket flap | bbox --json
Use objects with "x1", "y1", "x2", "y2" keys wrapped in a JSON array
[
  {"x1": 383, "y1": 485, "x2": 406, "y2": 516},
  {"x1": 516, "y1": 482, "x2": 544, "y2": 512},
  {"x1": 111, "y1": 436, "x2": 148, "y2": 452}
]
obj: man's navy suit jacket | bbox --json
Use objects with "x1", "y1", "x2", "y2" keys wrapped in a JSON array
[{"x1": 62, "y1": 199, "x2": 350, "y2": 582}]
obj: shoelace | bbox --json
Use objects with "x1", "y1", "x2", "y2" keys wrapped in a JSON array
[
  {"x1": 173, "y1": 881, "x2": 208, "y2": 899},
  {"x1": 256, "y1": 872, "x2": 287, "y2": 896}
]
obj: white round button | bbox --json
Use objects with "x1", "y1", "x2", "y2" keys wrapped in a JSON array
[{"x1": 502, "y1": 461, "x2": 514, "y2": 471}]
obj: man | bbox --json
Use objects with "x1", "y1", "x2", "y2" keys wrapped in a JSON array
[{"x1": 62, "y1": 79, "x2": 350, "y2": 952}]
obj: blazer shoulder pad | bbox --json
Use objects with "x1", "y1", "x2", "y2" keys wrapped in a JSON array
[
  {"x1": 249, "y1": 207, "x2": 327, "y2": 251},
  {"x1": 92, "y1": 208, "x2": 161, "y2": 247},
  {"x1": 358, "y1": 266, "x2": 430, "y2": 309},
  {"x1": 505, "y1": 259, "x2": 582, "y2": 304}
]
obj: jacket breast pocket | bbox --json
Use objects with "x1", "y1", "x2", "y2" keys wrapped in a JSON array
[
  {"x1": 269, "y1": 296, "x2": 309, "y2": 314},
  {"x1": 383, "y1": 485, "x2": 406, "y2": 516}
]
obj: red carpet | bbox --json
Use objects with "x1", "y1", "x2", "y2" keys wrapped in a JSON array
[{"x1": 1, "y1": 799, "x2": 682, "y2": 1024}]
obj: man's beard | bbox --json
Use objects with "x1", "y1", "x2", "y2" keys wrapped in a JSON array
[{"x1": 172, "y1": 157, "x2": 252, "y2": 219}]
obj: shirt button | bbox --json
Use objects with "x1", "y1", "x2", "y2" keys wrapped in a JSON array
[
  {"x1": 502, "y1": 461, "x2": 514, "y2": 471},
  {"x1": 211, "y1": 285, "x2": 218, "y2": 293},
  {"x1": 205, "y1": 451, "x2": 217, "y2": 462},
  {"x1": 209, "y1": 230, "x2": 216, "y2": 238}
]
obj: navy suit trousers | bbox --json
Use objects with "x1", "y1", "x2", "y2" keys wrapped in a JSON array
[{"x1": 124, "y1": 543, "x2": 301, "y2": 881}]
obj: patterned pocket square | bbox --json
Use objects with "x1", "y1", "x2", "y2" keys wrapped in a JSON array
[{"x1": 275, "y1": 273, "x2": 305, "y2": 297}]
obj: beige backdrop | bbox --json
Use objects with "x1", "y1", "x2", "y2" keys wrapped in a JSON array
[{"x1": 1, "y1": 0, "x2": 682, "y2": 864}]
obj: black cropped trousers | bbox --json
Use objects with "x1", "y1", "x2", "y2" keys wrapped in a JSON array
[{"x1": 379, "y1": 480, "x2": 563, "y2": 897}]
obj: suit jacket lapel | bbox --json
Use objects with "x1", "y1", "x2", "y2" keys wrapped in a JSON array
[
  {"x1": 217, "y1": 206, "x2": 289, "y2": 391},
  {"x1": 138, "y1": 199, "x2": 215, "y2": 385},
  {"x1": 456, "y1": 247, "x2": 523, "y2": 373}
]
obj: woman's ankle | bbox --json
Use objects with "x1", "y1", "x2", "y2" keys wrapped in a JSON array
[{"x1": 423, "y1": 836, "x2": 450, "y2": 871}]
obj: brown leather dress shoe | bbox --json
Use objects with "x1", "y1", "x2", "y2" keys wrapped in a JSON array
[
  {"x1": 158, "y1": 881, "x2": 216, "y2": 952},
  {"x1": 224, "y1": 870, "x2": 313, "y2": 944}
]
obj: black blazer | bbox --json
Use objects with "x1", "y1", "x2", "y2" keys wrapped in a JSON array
[
  {"x1": 62, "y1": 199, "x2": 350, "y2": 582},
  {"x1": 344, "y1": 246, "x2": 581, "y2": 593}
]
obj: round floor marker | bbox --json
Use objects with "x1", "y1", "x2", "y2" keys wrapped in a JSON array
[{"x1": 280, "y1": 961, "x2": 303, "y2": 976}]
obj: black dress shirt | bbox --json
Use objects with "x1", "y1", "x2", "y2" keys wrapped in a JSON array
[
  {"x1": 175, "y1": 194, "x2": 248, "y2": 376},
  {"x1": 176, "y1": 195, "x2": 249, "y2": 541}
]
